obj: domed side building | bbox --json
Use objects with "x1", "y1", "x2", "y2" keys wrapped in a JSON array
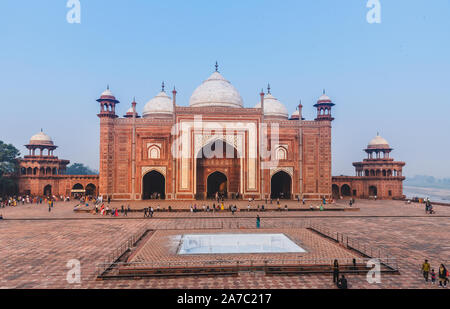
[
  {"x1": 95, "y1": 65, "x2": 337, "y2": 202},
  {"x1": 332, "y1": 134, "x2": 406, "y2": 200},
  {"x1": 16, "y1": 130, "x2": 99, "y2": 198}
]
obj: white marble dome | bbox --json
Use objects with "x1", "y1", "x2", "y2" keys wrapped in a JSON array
[
  {"x1": 189, "y1": 72, "x2": 243, "y2": 108},
  {"x1": 101, "y1": 88, "x2": 114, "y2": 97},
  {"x1": 318, "y1": 93, "x2": 332, "y2": 102},
  {"x1": 290, "y1": 109, "x2": 300, "y2": 119},
  {"x1": 29, "y1": 131, "x2": 54, "y2": 146},
  {"x1": 142, "y1": 91, "x2": 173, "y2": 117},
  {"x1": 255, "y1": 94, "x2": 289, "y2": 119},
  {"x1": 368, "y1": 135, "x2": 390, "y2": 149}
]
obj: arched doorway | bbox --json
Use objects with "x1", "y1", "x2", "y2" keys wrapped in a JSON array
[
  {"x1": 369, "y1": 186, "x2": 378, "y2": 197},
  {"x1": 43, "y1": 185, "x2": 52, "y2": 196},
  {"x1": 207, "y1": 172, "x2": 227, "y2": 199},
  {"x1": 142, "y1": 171, "x2": 165, "y2": 200},
  {"x1": 85, "y1": 183, "x2": 97, "y2": 196},
  {"x1": 71, "y1": 183, "x2": 84, "y2": 198},
  {"x1": 271, "y1": 171, "x2": 292, "y2": 199},
  {"x1": 332, "y1": 184, "x2": 340, "y2": 200},
  {"x1": 341, "y1": 184, "x2": 351, "y2": 198},
  {"x1": 196, "y1": 140, "x2": 240, "y2": 200}
]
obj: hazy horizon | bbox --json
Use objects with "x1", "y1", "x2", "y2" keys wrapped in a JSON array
[{"x1": 1, "y1": 1, "x2": 449, "y2": 178}]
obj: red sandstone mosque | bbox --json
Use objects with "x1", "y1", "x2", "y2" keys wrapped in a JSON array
[{"x1": 15, "y1": 66, "x2": 405, "y2": 201}]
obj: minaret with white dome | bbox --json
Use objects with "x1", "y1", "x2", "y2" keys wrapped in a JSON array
[
  {"x1": 97, "y1": 85, "x2": 120, "y2": 118},
  {"x1": 314, "y1": 90, "x2": 335, "y2": 121},
  {"x1": 124, "y1": 98, "x2": 140, "y2": 118}
]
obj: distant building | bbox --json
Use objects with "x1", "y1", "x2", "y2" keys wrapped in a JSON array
[
  {"x1": 332, "y1": 135, "x2": 406, "y2": 200},
  {"x1": 16, "y1": 130, "x2": 98, "y2": 197}
]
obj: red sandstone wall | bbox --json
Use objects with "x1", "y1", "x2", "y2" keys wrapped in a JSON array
[{"x1": 99, "y1": 108, "x2": 333, "y2": 201}]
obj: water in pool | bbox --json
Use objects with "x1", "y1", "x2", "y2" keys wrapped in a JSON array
[{"x1": 178, "y1": 233, "x2": 306, "y2": 255}]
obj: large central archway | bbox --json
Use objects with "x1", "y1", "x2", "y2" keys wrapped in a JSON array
[
  {"x1": 142, "y1": 171, "x2": 165, "y2": 200},
  {"x1": 207, "y1": 172, "x2": 228, "y2": 199},
  {"x1": 271, "y1": 171, "x2": 292, "y2": 199},
  {"x1": 196, "y1": 140, "x2": 240, "y2": 200}
]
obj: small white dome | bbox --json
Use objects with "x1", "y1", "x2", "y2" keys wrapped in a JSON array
[
  {"x1": 368, "y1": 135, "x2": 390, "y2": 149},
  {"x1": 101, "y1": 88, "x2": 114, "y2": 97},
  {"x1": 142, "y1": 91, "x2": 173, "y2": 117},
  {"x1": 189, "y1": 72, "x2": 243, "y2": 108},
  {"x1": 318, "y1": 93, "x2": 331, "y2": 102},
  {"x1": 290, "y1": 109, "x2": 300, "y2": 119},
  {"x1": 126, "y1": 107, "x2": 134, "y2": 113},
  {"x1": 29, "y1": 131, "x2": 54, "y2": 146},
  {"x1": 98, "y1": 87, "x2": 119, "y2": 102},
  {"x1": 255, "y1": 94, "x2": 289, "y2": 119}
]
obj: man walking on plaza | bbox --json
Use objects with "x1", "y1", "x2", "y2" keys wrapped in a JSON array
[
  {"x1": 422, "y1": 259, "x2": 431, "y2": 282},
  {"x1": 333, "y1": 260, "x2": 340, "y2": 284}
]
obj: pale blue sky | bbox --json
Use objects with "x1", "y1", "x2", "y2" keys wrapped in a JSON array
[{"x1": 0, "y1": 0, "x2": 449, "y2": 177}]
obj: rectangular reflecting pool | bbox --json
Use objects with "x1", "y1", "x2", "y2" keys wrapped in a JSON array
[{"x1": 178, "y1": 233, "x2": 306, "y2": 255}]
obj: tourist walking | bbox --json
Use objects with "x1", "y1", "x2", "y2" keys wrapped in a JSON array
[
  {"x1": 333, "y1": 260, "x2": 340, "y2": 284},
  {"x1": 337, "y1": 275, "x2": 348, "y2": 289},
  {"x1": 422, "y1": 260, "x2": 431, "y2": 282},
  {"x1": 256, "y1": 215, "x2": 261, "y2": 229},
  {"x1": 438, "y1": 264, "x2": 448, "y2": 287},
  {"x1": 431, "y1": 269, "x2": 436, "y2": 284}
]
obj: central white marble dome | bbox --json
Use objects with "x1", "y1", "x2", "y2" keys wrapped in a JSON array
[
  {"x1": 254, "y1": 93, "x2": 289, "y2": 119},
  {"x1": 189, "y1": 72, "x2": 244, "y2": 108}
]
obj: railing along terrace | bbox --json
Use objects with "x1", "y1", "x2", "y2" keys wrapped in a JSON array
[
  {"x1": 308, "y1": 223, "x2": 398, "y2": 271},
  {"x1": 97, "y1": 226, "x2": 149, "y2": 276},
  {"x1": 96, "y1": 257, "x2": 398, "y2": 279},
  {"x1": 97, "y1": 220, "x2": 399, "y2": 277}
]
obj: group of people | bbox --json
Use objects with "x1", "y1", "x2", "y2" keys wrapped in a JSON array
[
  {"x1": 94, "y1": 204, "x2": 131, "y2": 217},
  {"x1": 422, "y1": 260, "x2": 448, "y2": 287},
  {"x1": 0, "y1": 194, "x2": 68, "y2": 208},
  {"x1": 143, "y1": 207, "x2": 154, "y2": 218},
  {"x1": 189, "y1": 203, "x2": 239, "y2": 213},
  {"x1": 332, "y1": 260, "x2": 348, "y2": 289}
]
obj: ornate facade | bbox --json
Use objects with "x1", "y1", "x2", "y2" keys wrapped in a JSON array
[{"x1": 97, "y1": 67, "x2": 335, "y2": 201}]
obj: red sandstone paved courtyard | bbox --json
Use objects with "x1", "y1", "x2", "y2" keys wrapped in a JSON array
[{"x1": 0, "y1": 199, "x2": 449, "y2": 289}]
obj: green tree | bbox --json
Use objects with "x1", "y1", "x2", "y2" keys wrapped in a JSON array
[
  {"x1": 66, "y1": 163, "x2": 98, "y2": 175},
  {"x1": 0, "y1": 141, "x2": 20, "y2": 196}
]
